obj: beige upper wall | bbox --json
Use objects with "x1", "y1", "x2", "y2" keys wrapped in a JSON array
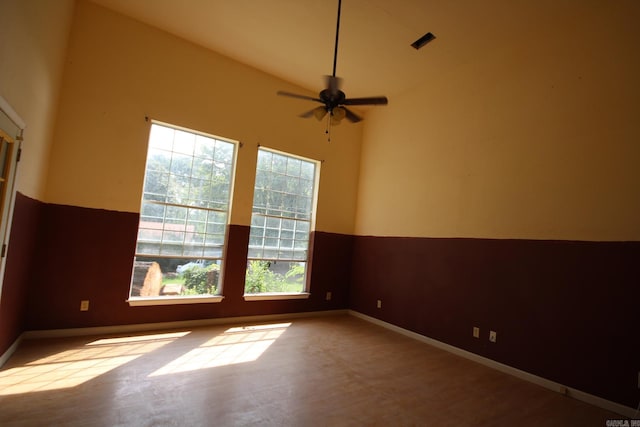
[
  {"x1": 355, "y1": 0, "x2": 640, "y2": 241},
  {"x1": 47, "y1": 1, "x2": 362, "y2": 234},
  {"x1": 0, "y1": 0, "x2": 75, "y2": 200}
]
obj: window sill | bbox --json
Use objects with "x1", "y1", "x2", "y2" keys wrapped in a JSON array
[
  {"x1": 243, "y1": 292, "x2": 310, "y2": 301},
  {"x1": 127, "y1": 295, "x2": 224, "y2": 306}
]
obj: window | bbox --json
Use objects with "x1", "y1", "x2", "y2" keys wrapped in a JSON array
[
  {"x1": 0, "y1": 97, "x2": 24, "y2": 297},
  {"x1": 245, "y1": 148, "x2": 319, "y2": 298},
  {"x1": 0, "y1": 130, "x2": 17, "y2": 243},
  {"x1": 129, "y1": 122, "x2": 237, "y2": 304}
]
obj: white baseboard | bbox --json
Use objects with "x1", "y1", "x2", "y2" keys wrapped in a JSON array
[
  {"x1": 0, "y1": 333, "x2": 23, "y2": 369},
  {"x1": 348, "y1": 310, "x2": 637, "y2": 419},
  {"x1": 22, "y1": 309, "x2": 349, "y2": 339}
]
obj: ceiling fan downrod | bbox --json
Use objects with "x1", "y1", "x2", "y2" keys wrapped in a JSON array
[
  {"x1": 332, "y1": 0, "x2": 342, "y2": 78},
  {"x1": 275, "y1": 0, "x2": 388, "y2": 131}
]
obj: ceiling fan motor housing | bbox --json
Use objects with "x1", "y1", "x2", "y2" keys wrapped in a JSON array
[{"x1": 320, "y1": 89, "x2": 347, "y2": 109}]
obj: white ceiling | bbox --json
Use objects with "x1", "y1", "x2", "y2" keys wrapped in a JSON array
[{"x1": 88, "y1": 0, "x2": 544, "y2": 100}]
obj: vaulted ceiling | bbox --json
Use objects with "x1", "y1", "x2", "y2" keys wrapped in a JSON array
[{"x1": 90, "y1": 0, "x2": 533, "y2": 100}]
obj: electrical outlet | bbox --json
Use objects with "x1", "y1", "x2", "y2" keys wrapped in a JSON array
[
  {"x1": 326, "y1": 291, "x2": 332, "y2": 301},
  {"x1": 80, "y1": 300, "x2": 90, "y2": 311},
  {"x1": 377, "y1": 300, "x2": 382, "y2": 309},
  {"x1": 473, "y1": 327, "x2": 480, "y2": 338},
  {"x1": 489, "y1": 330, "x2": 497, "y2": 343}
]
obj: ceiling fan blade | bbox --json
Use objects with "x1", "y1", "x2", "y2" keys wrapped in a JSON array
[
  {"x1": 300, "y1": 109, "x2": 316, "y2": 118},
  {"x1": 343, "y1": 107, "x2": 362, "y2": 123},
  {"x1": 277, "y1": 91, "x2": 322, "y2": 103},
  {"x1": 342, "y1": 96, "x2": 388, "y2": 106},
  {"x1": 324, "y1": 75, "x2": 342, "y2": 96}
]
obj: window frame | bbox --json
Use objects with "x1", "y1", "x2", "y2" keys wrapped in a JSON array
[
  {"x1": 244, "y1": 147, "x2": 321, "y2": 301},
  {"x1": 127, "y1": 120, "x2": 238, "y2": 306},
  {"x1": 0, "y1": 96, "x2": 24, "y2": 303}
]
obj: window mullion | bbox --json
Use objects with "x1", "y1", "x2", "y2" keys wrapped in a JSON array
[
  {"x1": 277, "y1": 216, "x2": 283, "y2": 259},
  {"x1": 181, "y1": 207, "x2": 189, "y2": 258},
  {"x1": 145, "y1": 200, "x2": 228, "y2": 215}
]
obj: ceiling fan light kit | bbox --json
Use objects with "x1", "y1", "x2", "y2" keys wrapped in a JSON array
[
  {"x1": 277, "y1": 0, "x2": 388, "y2": 139},
  {"x1": 312, "y1": 106, "x2": 328, "y2": 121}
]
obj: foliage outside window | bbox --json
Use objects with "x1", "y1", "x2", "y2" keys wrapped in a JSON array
[
  {"x1": 245, "y1": 148, "x2": 319, "y2": 295},
  {"x1": 130, "y1": 122, "x2": 236, "y2": 299}
]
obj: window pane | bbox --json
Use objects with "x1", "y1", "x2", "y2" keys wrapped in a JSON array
[
  {"x1": 286, "y1": 158, "x2": 301, "y2": 176},
  {"x1": 280, "y1": 229, "x2": 294, "y2": 240},
  {"x1": 173, "y1": 130, "x2": 195, "y2": 155},
  {"x1": 300, "y1": 162, "x2": 315, "y2": 180},
  {"x1": 296, "y1": 221, "x2": 310, "y2": 233},
  {"x1": 194, "y1": 135, "x2": 216, "y2": 159},
  {"x1": 170, "y1": 152, "x2": 192, "y2": 176},
  {"x1": 213, "y1": 140, "x2": 234, "y2": 164},
  {"x1": 148, "y1": 125, "x2": 174, "y2": 151},
  {"x1": 147, "y1": 148, "x2": 171, "y2": 172},
  {"x1": 141, "y1": 202, "x2": 165, "y2": 221},
  {"x1": 143, "y1": 171, "x2": 169, "y2": 202},
  {"x1": 248, "y1": 247, "x2": 263, "y2": 259},
  {"x1": 272, "y1": 154, "x2": 287, "y2": 173}
]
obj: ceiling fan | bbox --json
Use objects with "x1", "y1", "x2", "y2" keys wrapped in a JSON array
[{"x1": 277, "y1": 0, "x2": 388, "y2": 127}]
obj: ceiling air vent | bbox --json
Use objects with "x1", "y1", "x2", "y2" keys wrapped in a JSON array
[{"x1": 411, "y1": 32, "x2": 436, "y2": 50}]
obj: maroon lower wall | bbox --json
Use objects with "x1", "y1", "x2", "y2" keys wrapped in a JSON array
[
  {"x1": 0, "y1": 193, "x2": 44, "y2": 356},
  {"x1": 23, "y1": 202, "x2": 351, "y2": 330},
  {"x1": 350, "y1": 235, "x2": 640, "y2": 409},
  {"x1": 2, "y1": 197, "x2": 638, "y2": 410}
]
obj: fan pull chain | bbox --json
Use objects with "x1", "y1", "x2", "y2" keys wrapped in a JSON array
[{"x1": 325, "y1": 114, "x2": 332, "y2": 142}]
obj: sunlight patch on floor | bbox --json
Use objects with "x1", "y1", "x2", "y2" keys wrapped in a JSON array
[
  {"x1": 148, "y1": 323, "x2": 291, "y2": 376},
  {"x1": 0, "y1": 331, "x2": 189, "y2": 395}
]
